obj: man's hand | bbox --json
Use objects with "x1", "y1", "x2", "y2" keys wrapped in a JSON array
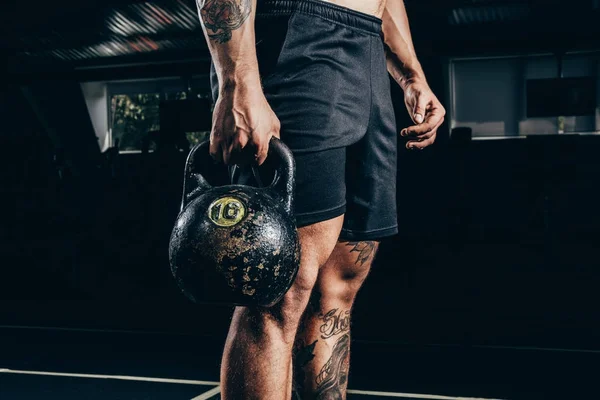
[
  {"x1": 210, "y1": 79, "x2": 280, "y2": 165},
  {"x1": 401, "y1": 79, "x2": 445, "y2": 150}
]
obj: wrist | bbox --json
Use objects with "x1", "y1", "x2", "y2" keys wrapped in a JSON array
[
  {"x1": 398, "y1": 62, "x2": 426, "y2": 90},
  {"x1": 385, "y1": 49, "x2": 426, "y2": 90},
  {"x1": 218, "y1": 66, "x2": 261, "y2": 94}
]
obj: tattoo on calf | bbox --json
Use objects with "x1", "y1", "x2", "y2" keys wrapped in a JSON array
[
  {"x1": 293, "y1": 339, "x2": 318, "y2": 395},
  {"x1": 319, "y1": 308, "x2": 351, "y2": 339},
  {"x1": 315, "y1": 333, "x2": 351, "y2": 399},
  {"x1": 197, "y1": 0, "x2": 252, "y2": 43},
  {"x1": 295, "y1": 339, "x2": 318, "y2": 368},
  {"x1": 345, "y1": 241, "x2": 377, "y2": 266}
]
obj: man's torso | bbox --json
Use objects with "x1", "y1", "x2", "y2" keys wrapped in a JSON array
[{"x1": 320, "y1": 0, "x2": 386, "y2": 18}]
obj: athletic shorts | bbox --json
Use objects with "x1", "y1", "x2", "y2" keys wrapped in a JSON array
[{"x1": 210, "y1": 0, "x2": 398, "y2": 241}]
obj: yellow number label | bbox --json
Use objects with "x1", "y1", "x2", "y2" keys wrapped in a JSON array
[{"x1": 208, "y1": 197, "x2": 246, "y2": 227}]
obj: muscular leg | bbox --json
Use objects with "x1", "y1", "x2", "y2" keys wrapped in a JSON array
[
  {"x1": 220, "y1": 215, "x2": 345, "y2": 400},
  {"x1": 294, "y1": 240, "x2": 379, "y2": 399}
]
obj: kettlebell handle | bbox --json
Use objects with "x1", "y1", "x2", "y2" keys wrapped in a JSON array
[
  {"x1": 268, "y1": 137, "x2": 296, "y2": 216},
  {"x1": 180, "y1": 140, "x2": 212, "y2": 211},
  {"x1": 180, "y1": 138, "x2": 296, "y2": 216}
]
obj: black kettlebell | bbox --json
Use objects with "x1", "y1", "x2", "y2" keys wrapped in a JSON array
[{"x1": 168, "y1": 138, "x2": 300, "y2": 308}]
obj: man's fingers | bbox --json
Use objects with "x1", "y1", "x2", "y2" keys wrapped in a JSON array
[
  {"x1": 234, "y1": 133, "x2": 249, "y2": 150},
  {"x1": 272, "y1": 118, "x2": 281, "y2": 139},
  {"x1": 409, "y1": 128, "x2": 435, "y2": 142},
  {"x1": 209, "y1": 135, "x2": 224, "y2": 163},
  {"x1": 218, "y1": 133, "x2": 235, "y2": 165},
  {"x1": 401, "y1": 109, "x2": 444, "y2": 137},
  {"x1": 210, "y1": 113, "x2": 280, "y2": 166},
  {"x1": 228, "y1": 133, "x2": 247, "y2": 158},
  {"x1": 412, "y1": 96, "x2": 427, "y2": 124},
  {"x1": 225, "y1": 132, "x2": 253, "y2": 165},
  {"x1": 253, "y1": 133, "x2": 272, "y2": 166},
  {"x1": 405, "y1": 116, "x2": 443, "y2": 149},
  {"x1": 406, "y1": 131, "x2": 437, "y2": 150},
  {"x1": 216, "y1": 131, "x2": 273, "y2": 166},
  {"x1": 222, "y1": 146, "x2": 231, "y2": 165},
  {"x1": 401, "y1": 120, "x2": 435, "y2": 137}
]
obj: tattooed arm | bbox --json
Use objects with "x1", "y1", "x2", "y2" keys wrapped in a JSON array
[
  {"x1": 382, "y1": 1, "x2": 444, "y2": 150},
  {"x1": 196, "y1": 0, "x2": 280, "y2": 165}
]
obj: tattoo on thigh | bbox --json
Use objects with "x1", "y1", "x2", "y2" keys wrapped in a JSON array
[
  {"x1": 319, "y1": 308, "x2": 351, "y2": 339},
  {"x1": 345, "y1": 241, "x2": 377, "y2": 266},
  {"x1": 315, "y1": 333, "x2": 351, "y2": 399},
  {"x1": 197, "y1": 0, "x2": 252, "y2": 43}
]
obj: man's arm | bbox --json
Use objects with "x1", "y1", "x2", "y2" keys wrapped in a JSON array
[
  {"x1": 197, "y1": 0, "x2": 280, "y2": 165},
  {"x1": 198, "y1": 0, "x2": 257, "y2": 84},
  {"x1": 382, "y1": 1, "x2": 445, "y2": 149}
]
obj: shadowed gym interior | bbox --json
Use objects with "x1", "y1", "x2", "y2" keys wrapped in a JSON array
[{"x1": 1, "y1": 0, "x2": 600, "y2": 399}]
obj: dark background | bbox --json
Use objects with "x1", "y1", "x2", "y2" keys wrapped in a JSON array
[{"x1": 1, "y1": 0, "x2": 600, "y2": 356}]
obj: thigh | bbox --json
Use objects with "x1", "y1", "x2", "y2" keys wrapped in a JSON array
[
  {"x1": 293, "y1": 148, "x2": 347, "y2": 228},
  {"x1": 277, "y1": 215, "x2": 345, "y2": 318},
  {"x1": 341, "y1": 135, "x2": 398, "y2": 241},
  {"x1": 298, "y1": 216, "x2": 346, "y2": 276},
  {"x1": 341, "y1": 54, "x2": 398, "y2": 241},
  {"x1": 342, "y1": 128, "x2": 397, "y2": 232}
]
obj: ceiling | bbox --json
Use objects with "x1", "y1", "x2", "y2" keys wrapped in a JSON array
[{"x1": 2, "y1": 0, "x2": 599, "y2": 74}]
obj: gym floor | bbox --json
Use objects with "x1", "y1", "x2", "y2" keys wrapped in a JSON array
[{"x1": 0, "y1": 326, "x2": 595, "y2": 400}]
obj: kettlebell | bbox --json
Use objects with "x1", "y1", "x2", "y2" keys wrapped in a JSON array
[{"x1": 168, "y1": 138, "x2": 301, "y2": 308}]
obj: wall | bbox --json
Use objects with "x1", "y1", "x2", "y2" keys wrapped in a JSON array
[{"x1": 81, "y1": 82, "x2": 110, "y2": 151}]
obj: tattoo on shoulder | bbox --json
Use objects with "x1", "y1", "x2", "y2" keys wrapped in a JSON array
[
  {"x1": 319, "y1": 308, "x2": 350, "y2": 339},
  {"x1": 197, "y1": 0, "x2": 252, "y2": 43},
  {"x1": 345, "y1": 241, "x2": 377, "y2": 266}
]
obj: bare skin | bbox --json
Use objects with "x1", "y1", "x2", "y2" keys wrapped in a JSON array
[
  {"x1": 321, "y1": 0, "x2": 386, "y2": 18},
  {"x1": 197, "y1": 0, "x2": 445, "y2": 164},
  {"x1": 293, "y1": 241, "x2": 379, "y2": 399},
  {"x1": 195, "y1": 0, "x2": 446, "y2": 398},
  {"x1": 220, "y1": 215, "x2": 345, "y2": 399},
  {"x1": 324, "y1": 0, "x2": 446, "y2": 149}
]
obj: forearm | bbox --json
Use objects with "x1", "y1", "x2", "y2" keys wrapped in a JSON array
[
  {"x1": 196, "y1": 0, "x2": 260, "y2": 89},
  {"x1": 381, "y1": 1, "x2": 425, "y2": 89}
]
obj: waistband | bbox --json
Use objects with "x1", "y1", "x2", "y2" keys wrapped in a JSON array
[{"x1": 257, "y1": 0, "x2": 383, "y2": 35}]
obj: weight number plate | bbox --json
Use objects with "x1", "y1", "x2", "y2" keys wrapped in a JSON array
[{"x1": 208, "y1": 196, "x2": 247, "y2": 227}]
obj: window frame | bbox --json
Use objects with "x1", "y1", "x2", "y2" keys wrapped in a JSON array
[{"x1": 449, "y1": 51, "x2": 600, "y2": 140}]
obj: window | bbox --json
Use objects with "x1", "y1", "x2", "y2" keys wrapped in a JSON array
[
  {"x1": 106, "y1": 77, "x2": 212, "y2": 153},
  {"x1": 110, "y1": 93, "x2": 161, "y2": 152},
  {"x1": 450, "y1": 53, "x2": 600, "y2": 138}
]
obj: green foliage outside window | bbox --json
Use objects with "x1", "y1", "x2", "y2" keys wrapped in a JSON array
[
  {"x1": 110, "y1": 93, "x2": 211, "y2": 152},
  {"x1": 111, "y1": 94, "x2": 160, "y2": 151}
]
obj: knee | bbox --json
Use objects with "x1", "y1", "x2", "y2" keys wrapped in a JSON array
[
  {"x1": 316, "y1": 241, "x2": 378, "y2": 304},
  {"x1": 317, "y1": 259, "x2": 373, "y2": 306},
  {"x1": 316, "y1": 274, "x2": 367, "y2": 307},
  {"x1": 244, "y1": 256, "x2": 319, "y2": 339},
  {"x1": 278, "y1": 257, "x2": 320, "y2": 320},
  {"x1": 272, "y1": 216, "x2": 344, "y2": 324}
]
